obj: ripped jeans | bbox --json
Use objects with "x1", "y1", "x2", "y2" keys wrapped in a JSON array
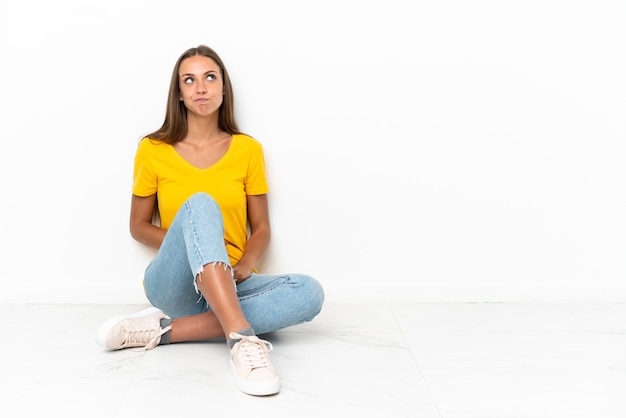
[{"x1": 142, "y1": 192, "x2": 325, "y2": 335}]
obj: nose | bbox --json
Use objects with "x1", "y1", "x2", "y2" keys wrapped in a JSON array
[{"x1": 197, "y1": 81, "x2": 208, "y2": 94}]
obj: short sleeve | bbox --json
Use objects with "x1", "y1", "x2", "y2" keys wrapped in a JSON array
[
  {"x1": 132, "y1": 139, "x2": 158, "y2": 196},
  {"x1": 245, "y1": 140, "x2": 269, "y2": 195}
]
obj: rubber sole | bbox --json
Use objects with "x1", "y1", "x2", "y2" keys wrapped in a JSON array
[{"x1": 230, "y1": 360, "x2": 280, "y2": 396}]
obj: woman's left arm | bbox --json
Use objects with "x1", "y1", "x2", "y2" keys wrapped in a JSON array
[{"x1": 233, "y1": 194, "x2": 271, "y2": 282}]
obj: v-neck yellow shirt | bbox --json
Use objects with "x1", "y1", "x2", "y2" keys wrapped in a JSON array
[{"x1": 132, "y1": 134, "x2": 269, "y2": 265}]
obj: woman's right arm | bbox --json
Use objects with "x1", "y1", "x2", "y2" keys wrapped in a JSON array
[{"x1": 129, "y1": 194, "x2": 166, "y2": 249}]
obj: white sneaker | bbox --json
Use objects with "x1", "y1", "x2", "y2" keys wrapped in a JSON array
[
  {"x1": 229, "y1": 332, "x2": 280, "y2": 396},
  {"x1": 96, "y1": 307, "x2": 171, "y2": 351}
]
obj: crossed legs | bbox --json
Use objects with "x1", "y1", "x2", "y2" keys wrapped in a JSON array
[{"x1": 169, "y1": 263, "x2": 250, "y2": 342}]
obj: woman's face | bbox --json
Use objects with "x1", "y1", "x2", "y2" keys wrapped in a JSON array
[{"x1": 178, "y1": 55, "x2": 224, "y2": 117}]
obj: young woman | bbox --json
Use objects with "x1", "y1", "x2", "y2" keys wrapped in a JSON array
[{"x1": 96, "y1": 45, "x2": 324, "y2": 396}]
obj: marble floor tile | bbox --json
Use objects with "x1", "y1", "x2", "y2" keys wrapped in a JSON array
[
  {"x1": 393, "y1": 303, "x2": 626, "y2": 418},
  {"x1": 420, "y1": 366, "x2": 626, "y2": 418},
  {"x1": 1, "y1": 302, "x2": 624, "y2": 417},
  {"x1": 116, "y1": 302, "x2": 441, "y2": 418}
]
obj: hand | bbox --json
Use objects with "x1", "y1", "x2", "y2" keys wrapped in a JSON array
[{"x1": 232, "y1": 263, "x2": 253, "y2": 284}]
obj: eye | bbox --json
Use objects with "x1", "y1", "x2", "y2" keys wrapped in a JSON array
[
  {"x1": 183, "y1": 77, "x2": 194, "y2": 84},
  {"x1": 207, "y1": 73, "x2": 216, "y2": 81}
]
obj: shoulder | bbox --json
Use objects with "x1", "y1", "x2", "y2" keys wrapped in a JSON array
[
  {"x1": 233, "y1": 133, "x2": 263, "y2": 148},
  {"x1": 232, "y1": 134, "x2": 265, "y2": 157},
  {"x1": 136, "y1": 137, "x2": 171, "y2": 157},
  {"x1": 138, "y1": 137, "x2": 168, "y2": 150}
]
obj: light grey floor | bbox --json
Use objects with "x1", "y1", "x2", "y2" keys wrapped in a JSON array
[{"x1": 2, "y1": 302, "x2": 625, "y2": 417}]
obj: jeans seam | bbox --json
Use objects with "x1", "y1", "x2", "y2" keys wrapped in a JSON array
[
  {"x1": 237, "y1": 278, "x2": 288, "y2": 302},
  {"x1": 185, "y1": 201, "x2": 206, "y2": 275}
]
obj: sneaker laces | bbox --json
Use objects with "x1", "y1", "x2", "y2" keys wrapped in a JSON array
[
  {"x1": 127, "y1": 324, "x2": 172, "y2": 351},
  {"x1": 230, "y1": 332, "x2": 274, "y2": 371}
]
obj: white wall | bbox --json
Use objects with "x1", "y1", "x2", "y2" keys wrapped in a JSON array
[{"x1": 0, "y1": 0, "x2": 624, "y2": 304}]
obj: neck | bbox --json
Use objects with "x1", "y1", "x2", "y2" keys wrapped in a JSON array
[{"x1": 185, "y1": 114, "x2": 223, "y2": 144}]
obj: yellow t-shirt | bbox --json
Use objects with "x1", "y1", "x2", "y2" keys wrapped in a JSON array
[{"x1": 132, "y1": 134, "x2": 269, "y2": 265}]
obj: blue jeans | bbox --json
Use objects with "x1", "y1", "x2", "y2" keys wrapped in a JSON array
[{"x1": 143, "y1": 192, "x2": 324, "y2": 335}]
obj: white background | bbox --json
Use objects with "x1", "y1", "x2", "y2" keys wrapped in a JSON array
[{"x1": 0, "y1": 0, "x2": 624, "y2": 304}]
